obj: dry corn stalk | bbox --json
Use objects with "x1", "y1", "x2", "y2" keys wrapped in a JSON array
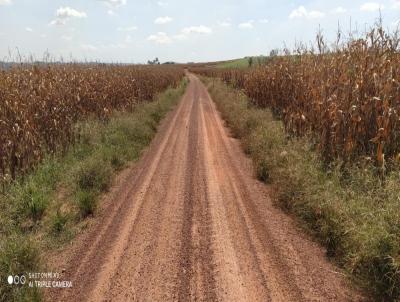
[
  {"x1": 192, "y1": 25, "x2": 400, "y2": 168},
  {"x1": 0, "y1": 64, "x2": 184, "y2": 184}
]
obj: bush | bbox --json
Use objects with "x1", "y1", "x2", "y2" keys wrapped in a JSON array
[
  {"x1": 51, "y1": 210, "x2": 68, "y2": 234},
  {"x1": 75, "y1": 158, "x2": 112, "y2": 193},
  {"x1": 76, "y1": 190, "x2": 97, "y2": 218},
  {"x1": 14, "y1": 182, "x2": 49, "y2": 223}
]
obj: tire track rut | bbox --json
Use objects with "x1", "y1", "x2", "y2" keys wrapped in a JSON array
[{"x1": 47, "y1": 74, "x2": 364, "y2": 302}]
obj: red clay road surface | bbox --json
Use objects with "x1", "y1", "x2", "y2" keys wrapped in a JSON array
[{"x1": 48, "y1": 74, "x2": 364, "y2": 301}]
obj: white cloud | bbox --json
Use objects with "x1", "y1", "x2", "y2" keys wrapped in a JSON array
[
  {"x1": 289, "y1": 6, "x2": 325, "y2": 19},
  {"x1": 238, "y1": 20, "x2": 254, "y2": 29},
  {"x1": 147, "y1": 32, "x2": 172, "y2": 44},
  {"x1": 157, "y1": 1, "x2": 167, "y2": 6},
  {"x1": 49, "y1": 19, "x2": 66, "y2": 26},
  {"x1": 331, "y1": 6, "x2": 347, "y2": 14},
  {"x1": 290, "y1": 6, "x2": 307, "y2": 18},
  {"x1": 117, "y1": 26, "x2": 138, "y2": 31},
  {"x1": 181, "y1": 25, "x2": 212, "y2": 34},
  {"x1": 308, "y1": 11, "x2": 325, "y2": 18},
  {"x1": 97, "y1": 0, "x2": 127, "y2": 8},
  {"x1": 0, "y1": 0, "x2": 12, "y2": 5},
  {"x1": 107, "y1": 9, "x2": 116, "y2": 16},
  {"x1": 165, "y1": 25, "x2": 213, "y2": 42},
  {"x1": 360, "y1": 2, "x2": 384, "y2": 11},
  {"x1": 154, "y1": 16, "x2": 173, "y2": 24},
  {"x1": 56, "y1": 7, "x2": 87, "y2": 19},
  {"x1": 258, "y1": 18, "x2": 269, "y2": 24},
  {"x1": 81, "y1": 44, "x2": 97, "y2": 51},
  {"x1": 50, "y1": 6, "x2": 87, "y2": 26},
  {"x1": 40, "y1": 34, "x2": 47, "y2": 38},
  {"x1": 25, "y1": 27, "x2": 33, "y2": 32}
]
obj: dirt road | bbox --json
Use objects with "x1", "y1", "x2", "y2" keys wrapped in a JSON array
[{"x1": 49, "y1": 74, "x2": 362, "y2": 301}]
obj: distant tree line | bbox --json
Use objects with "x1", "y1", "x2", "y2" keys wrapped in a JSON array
[{"x1": 147, "y1": 57, "x2": 176, "y2": 65}]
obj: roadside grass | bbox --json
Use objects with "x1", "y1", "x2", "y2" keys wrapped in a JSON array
[
  {"x1": 202, "y1": 77, "x2": 400, "y2": 301},
  {"x1": 0, "y1": 78, "x2": 187, "y2": 301}
]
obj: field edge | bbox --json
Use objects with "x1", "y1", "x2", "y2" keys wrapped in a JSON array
[
  {"x1": 0, "y1": 78, "x2": 188, "y2": 302},
  {"x1": 201, "y1": 76, "x2": 400, "y2": 301}
]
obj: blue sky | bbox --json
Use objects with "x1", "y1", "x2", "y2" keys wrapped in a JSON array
[{"x1": 0, "y1": 0, "x2": 399, "y2": 63}]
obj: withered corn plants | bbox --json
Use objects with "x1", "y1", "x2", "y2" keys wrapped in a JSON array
[
  {"x1": 0, "y1": 64, "x2": 184, "y2": 186},
  {"x1": 193, "y1": 24, "x2": 400, "y2": 171}
]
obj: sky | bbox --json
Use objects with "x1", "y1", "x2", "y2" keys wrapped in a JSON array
[{"x1": 0, "y1": 0, "x2": 399, "y2": 63}]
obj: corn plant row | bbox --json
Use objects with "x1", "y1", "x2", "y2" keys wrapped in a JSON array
[
  {"x1": 0, "y1": 64, "x2": 184, "y2": 183},
  {"x1": 193, "y1": 26, "x2": 400, "y2": 169}
]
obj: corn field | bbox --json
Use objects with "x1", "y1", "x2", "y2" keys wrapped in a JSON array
[
  {"x1": 193, "y1": 26, "x2": 400, "y2": 168},
  {"x1": 0, "y1": 64, "x2": 184, "y2": 183}
]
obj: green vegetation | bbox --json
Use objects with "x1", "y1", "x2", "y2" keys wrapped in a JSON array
[
  {"x1": 203, "y1": 77, "x2": 400, "y2": 301},
  {"x1": 0, "y1": 79, "x2": 187, "y2": 301},
  {"x1": 216, "y1": 56, "x2": 268, "y2": 68}
]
